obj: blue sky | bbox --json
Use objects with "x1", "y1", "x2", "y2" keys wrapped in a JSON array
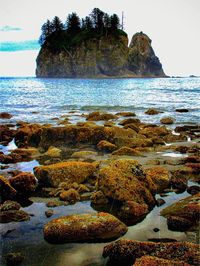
[{"x1": 1, "y1": 0, "x2": 200, "y2": 77}]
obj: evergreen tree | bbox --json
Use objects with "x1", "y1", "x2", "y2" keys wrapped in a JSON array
[
  {"x1": 90, "y1": 8, "x2": 104, "y2": 31},
  {"x1": 103, "y1": 13, "x2": 111, "y2": 29},
  {"x1": 66, "y1": 12, "x2": 81, "y2": 33},
  {"x1": 39, "y1": 19, "x2": 53, "y2": 45},
  {"x1": 51, "y1": 16, "x2": 64, "y2": 32},
  {"x1": 110, "y1": 14, "x2": 120, "y2": 30},
  {"x1": 84, "y1": 16, "x2": 93, "y2": 30}
]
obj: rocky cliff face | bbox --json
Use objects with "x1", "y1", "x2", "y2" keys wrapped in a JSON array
[{"x1": 36, "y1": 32, "x2": 166, "y2": 78}]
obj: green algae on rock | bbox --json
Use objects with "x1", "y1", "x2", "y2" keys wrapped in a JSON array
[{"x1": 43, "y1": 212, "x2": 127, "y2": 243}]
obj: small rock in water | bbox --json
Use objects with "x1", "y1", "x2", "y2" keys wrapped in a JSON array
[
  {"x1": 0, "y1": 200, "x2": 21, "y2": 212},
  {"x1": 0, "y1": 209, "x2": 30, "y2": 223},
  {"x1": 160, "y1": 117, "x2": 175, "y2": 125},
  {"x1": 59, "y1": 188, "x2": 80, "y2": 203},
  {"x1": 5, "y1": 252, "x2": 24, "y2": 265},
  {"x1": 145, "y1": 108, "x2": 160, "y2": 115},
  {"x1": 187, "y1": 185, "x2": 200, "y2": 195},
  {"x1": 0, "y1": 112, "x2": 13, "y2": 119},
  {"x1": 175, "y1": 108, "x2": 189, "y2": 113},
  {"x1": 156, "y1": 198, "x2": 165, "y2": 206},
  {"x1": 45, "y1": 209, "x2": 54, "y2": 218}
]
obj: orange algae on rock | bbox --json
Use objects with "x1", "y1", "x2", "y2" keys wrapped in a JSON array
[
  {"x1": 43, "y1": 212, "x2": 127, "y2": 243},
  {"x1": 34, "y1": 161, "x2": 97, "y2": 187}
]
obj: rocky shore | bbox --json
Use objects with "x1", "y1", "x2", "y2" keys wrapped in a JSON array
[{"x1": 0, "y1": 109, "x2": 199, "y2": 265}]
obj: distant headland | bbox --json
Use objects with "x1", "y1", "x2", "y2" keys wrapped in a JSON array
[{"x1": 36, "y1": 8, "x2": 166, "y2": 78}]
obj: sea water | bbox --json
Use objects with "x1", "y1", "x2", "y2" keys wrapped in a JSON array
[{"x1": 0, "y1": 77, "x2": 200, "y2": 125}]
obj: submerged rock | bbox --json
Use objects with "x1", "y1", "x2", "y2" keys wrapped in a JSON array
[
  {"x1": 43, "y1": 212, "x2": 127, "y2": 244},
  {"x1": 103, "y1": 239, "x2": 199, "y2": 266},
  {"x1": 5, "y1": 252, "x2": 25, "y2": 266},
  {"x1": 34, "y1": 161, "x2": 97, "y2": 187},
  {"x1": 0, "y1": 209, "x2": 30, "y2": 223},
  {"x1": 0, "y1": 125, "x2": 15, "y2": 145}
]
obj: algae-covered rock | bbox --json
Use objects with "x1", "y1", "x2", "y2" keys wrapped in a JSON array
[
  {"x1": 103, "y1": 239, "x2": 199, "y2": 266},
  {"x1": 112, "y1": 146, "x2": 142, "y2": 156},
  {"x1": 86, "y1": 112, "x2": 117, "y2": 121},
  {"x1": 145, "y1": 166, "x2": 170, "y2": 192},
  {"x1": 9, "y1": 172, "x2": 37, "y2": 196},
  {"x1": 145, "y1": 108, "x2": 160, "y2": 115},
  {"x1": 0, "y1": 200, "x2": 21, "y2": 212},
  {"x1": 59, "y1": 188, "x2": 80, "y2": 203},
  {"x1": 160, "y1": 117, "x2": 175, "y2": 125},
  {"x1": 43, "y1": 212, "x2": 127, "y2": 243},
  {"x1": 0, "y1": 175, "x2": 17, "y2": 201},
  {"x1": 97, "y1": 159, "x2": 155, "y2": 207},
  {"x1": 134, "y1": 255, "x2": 190, "y2": 266},
  {"x1": 161, "y1": 193, "x2": 200, "y2": 231},
  {"x1": 97, "y1": 140, "x2": 117, "y2": 152},
  {"x1": 34, "y1": 161, "x2": 97, "y2": 187},
  {"x1": 0, "y1": 210, "x2": 30, "y2": 223}
]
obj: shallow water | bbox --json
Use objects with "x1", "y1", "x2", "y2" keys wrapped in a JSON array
[
  {"x1": 0, "y1": 77, "x2": 200, "y2": 125},
  {"x1": 1, "y1": 77, "x2": 200, "y2": 265}
]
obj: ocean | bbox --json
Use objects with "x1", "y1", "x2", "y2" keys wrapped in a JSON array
[{"x1": 0, "y1": 77, "x2": 200, "y2": 126}]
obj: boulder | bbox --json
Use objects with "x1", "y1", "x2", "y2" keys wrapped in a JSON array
[
  {"x1": 134, "y1": 255, "x2": 190, "y2": 266},
  {"x1": 0, "y1": 112, "x2": 13, "y2": 119},
  {"x1": 34, "y1": 161, "x2": 97, "y2": 187},
  {"x1": 160, "y1": 117, "x2": 174, "y2": 125},
  {"x1": 145, "y1": 108, "x2": 160, "y2": 115},
  {"x1": 59, "y1": 188, "x2": 80, "y2": 203},
  {"x1": 91, "y1": 191, "x2": 109, "y2": 205},
  {"x1": 103, "y1": 239, "x2": 199, "y2": 266},
  {"x1": 139, "y1": 126, "x2": 169, "y2": 138},
  {"x1": 97, "y1": 159, "x2": 156, "y2": 207},
  {"x1": 145, "y1": 167, "x2": 170, "y2": 192},
  {"x1": 0, "y1": 200, "x2": 21, "y2": 212},
  {"x1": 161, "y1": 193, "x2": 200, "y2": 230},
  {"x1": 44, "y1": 146, "x2": 62, "y2": 158},
  {"x1": 0, "y1": 125, "x2": 15, "y2": 144},
  {"x1": 116, "y1": 112, "x2": 136, "y2": 117},
  {"x1": 167, "y1": 216, "x2": 193, "y2": 232},
  {"x1": 0, "y1": 175, "x2": 17, "y2": 201},
  {"x1": 15, "y1": 123, "x2": 43, "y2": 147},
  {"x1": 0, "y1": 210, "x2": 30, "y2": 223},
  {"x1": 9, "y1": 172, "x2": 37, "y2": 196},
  {"x1": 119, "y1": 118, "x2": 141, "y2": 126},
  {"x1": 86, "y1": 112, "x2": 117, "y2": 121},
  {"x1": 43, "y1": 212, "x2": 127, "y2": 243},
  {"x1": 97, "y1": 140, "x2": 117, "y2": 152}
]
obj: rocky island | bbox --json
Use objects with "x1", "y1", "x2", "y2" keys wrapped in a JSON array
[{"x1": 36, "y1": 9, "x2": 165, "y2": 78}]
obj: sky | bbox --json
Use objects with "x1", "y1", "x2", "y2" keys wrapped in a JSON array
[{"x1": 0, "y1": 0, "x2": 200, "y2": 77}]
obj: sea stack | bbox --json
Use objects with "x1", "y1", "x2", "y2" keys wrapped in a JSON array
[{"x1": 36, "y1": 31, "x2": 166, "y2": 78}]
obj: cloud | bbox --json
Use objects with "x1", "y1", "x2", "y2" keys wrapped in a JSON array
[
  {"x1": 0, "y1": 40, "x2": 40, "y2": 52},
  {"x1": 0, "y1": 25, "x2": 22, "y2": 31}
]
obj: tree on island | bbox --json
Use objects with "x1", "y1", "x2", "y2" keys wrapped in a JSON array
[
  {"x1": 51, "y1": 16, "x2": 64, "y2": 32},
  {"x1": 66, "y1": 12, "x2": 81, "y2": 34},
  {"x1": 39, "y1": 8, "x2": 123, "y2": 47},
  {"x1": 39, "y1": 19, "x2": 53, "y2": 45}
]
